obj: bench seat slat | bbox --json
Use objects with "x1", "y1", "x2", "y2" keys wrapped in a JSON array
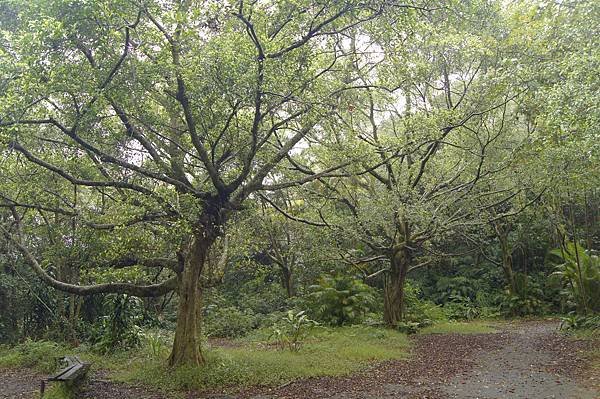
[
  {"x1": 49, "y1": 365, "x2": 77, "y2": 381},
  {"x1": 52, "y1": 363, "x2": 88, "y2": 381}
]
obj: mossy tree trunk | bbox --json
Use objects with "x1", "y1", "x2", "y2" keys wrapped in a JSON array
[
  {"x1": 167, "y1": 233, "x2": 213, "y2": 367},
  {"x1": 280, "y1": 264, "x2": 295, "y2": 298},
  {"x1": 383, "y1": 246, "x2": 411, "y2": 327},
  {"x1": 495, "y1": 222, "x2": 517, "y2": 295},
  {"x1": 383, "y1": 219, "x2": 412, "y2": 327}
]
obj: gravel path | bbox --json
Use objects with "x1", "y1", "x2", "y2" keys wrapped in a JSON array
[
  {"x1": 1, "y1": 320, "x2": 598, "y2": 399},
  {"x1": 439, "y1": 322, "x2": 598, "y2": 399},
  {"x1": 0, "y1": 368, "x2": 42, "y2": 399},
  {"x1": 240, "y1": 320, "x2": 599, "y2": 399}
]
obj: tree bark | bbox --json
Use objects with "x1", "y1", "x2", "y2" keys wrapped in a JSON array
[
  {"x1": 383, "y1": 246, "x2": 410, "y2": 327},
  {"x1": 501, "y1": 247, "x2": 517, "y2": 295},
  {"x1": 168, "y1": 234, "x2": 211, "y2": 367},
  {"x1": 280, "y1": 265, "x2": 295, "y2": 298}
]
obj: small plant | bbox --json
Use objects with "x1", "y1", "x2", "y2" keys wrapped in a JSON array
[
  {"x1": 306, "y1": 274, "x2": 377, "y2": 326},
  {"x1": 443, "y1": 295, "x2": 481, "y2": 321},
  {"x1": 560, "y1": 313, "x2": 600, "y2": 332},
  {"x1": 396, "y1": 321, "x2": 421, "y2": 335},
  {"x1": 499, "y1": 273, "x2": 547, "y2": 317},
  {"x1": 549, "y1": 242, "x2": 600, "y2": 314},
  {"x1": 143, "y1": 331, "x2": 168, "y2": 359},
  {"x1": 88, "y1": 294, "x2": 144, "y2": 353},
  {"x1": 270, "y1": 310, "x2": 318, "y2": 351}
]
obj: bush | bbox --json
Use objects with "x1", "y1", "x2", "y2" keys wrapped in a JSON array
[
  {"x1": 0, "y1": 339, "x2": 66, "y2": 373},
  {"x1": 306, "y1": 274, "x2": 378, "y2": 326},
  {"x1": 549, "y1": 242, "x2": 600, "y2": 314},
  {"x1": 204, "y1": 306, "x2": 258, "y2": 338},
  {"x1": 499, "y1": 273, "x2": 547, "y2": 317},
  {"x1": 269, "y1": 310, "x2": 318, "y2": 351},
  {"x1": 433, "y1": 276, "x2": 476, "y2": 304},
  {"x1": 560, "y1": 313, "x2": 600, "y2": 332},
  {"x1": 442, "y1": 295, "x2": 481, "y2": 321},
  {"x1": 87, "y1": 295, "x2": 144, "y2": 353},
  {"x1": 404, "y1": 281, "x2": 447, "y2": 326}
]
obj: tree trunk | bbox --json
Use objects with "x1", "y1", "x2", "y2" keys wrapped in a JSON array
[
  {"x1": 496, "y1": 223, "x2": 517, "y2": 295},
  {"x1": 280, "y1": 265, "x2": 295, "y2": 298},
  {"x1": 502, "y1": 249, "x2": 517, "y2": 295},
  {"x1": 168, "y1": 234, "x2": 211, "y2": 367},
  {"x1": 383, "y1": 247, "x2": 410, "y2": 327}
]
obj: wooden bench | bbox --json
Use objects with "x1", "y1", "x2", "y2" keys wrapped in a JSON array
[{"x1": 40, "y1": 356, "x2": 90, "y2": 398}]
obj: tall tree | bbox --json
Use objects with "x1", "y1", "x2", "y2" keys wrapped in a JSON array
[
  {"x1": 0, "y1": 0, "x2": 410, "y2": 366},
  {"x1": 297, "y1": 2, "x2": 529, "y2": 325}
]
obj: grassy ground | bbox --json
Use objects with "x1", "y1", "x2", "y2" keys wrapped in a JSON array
[
  {"x1": 0, "y1": 325, "x2": 410, "y2": 395},
  {"x1": 419, "y1": 321, "x2": 497, "y2": 335},
  {"x1": 117, "y1": 326, "x2": 410, "y2": 391}
]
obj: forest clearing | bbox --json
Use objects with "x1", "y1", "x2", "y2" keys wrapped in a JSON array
[
  {"x1": 1, "y1": 320, "x2": 598, "y2": 398},
  {"x1": 0, "y1": 0, "x2": 599, "y2": 398}
]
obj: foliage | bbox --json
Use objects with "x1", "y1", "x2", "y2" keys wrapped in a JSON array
[
  {"x1": 0, "y1": 339, "x2": 66, "y2": 373},
  {"x1": 443, "y1": 295, "x2": 483, "y2": 321},
  {"x1": 0, "y1": 270, "x2": 57, "y2": 343},
  {"x1": 269, "y1": 310, "x2": 318, "y2": 351},
  {"x1": 403, "y1": 281, "x2": 447, "y2": 327},
  {"x1": 549, "y1": 242, "x2": 600, "y2": 314},
  {"x1": 559, "y1": 313, "x2": 600, "y2": 333},
  {"x1": 204, "y1": 306, "x2": 258, "y2": 338},
  {"x1": 88, "y1": 295, "x2": 144, "y2": 353},
  {"x1": 306, "y1": 275, "x2": 378, "y2": 326},
  {"x1": 499, "y1": 273, "x2": 547, "y2": 317},
  {"x1": 0, "y1": 0, "x2": 598, "y2": 372},
  {"x1": 433, "y1": 276, "x2": 477, "y2": 304}
]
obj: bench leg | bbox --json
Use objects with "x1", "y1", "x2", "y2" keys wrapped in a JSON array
[{"x1": 40, "y1": 380, "x2": 45, "y2": 398}]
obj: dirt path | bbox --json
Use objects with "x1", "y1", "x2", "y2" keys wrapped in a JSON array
[
  {"x1": 240, "y1": 320, "x2": 599, "y2": 399},
  {"x1": 1, "y1": 321, "x2": 598, "y2": 399},
  {"x1": 0, "y1": 368, "x2": 42, "y2": 399}
]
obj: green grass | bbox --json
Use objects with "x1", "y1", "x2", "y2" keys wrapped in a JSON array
[
  {"x1": 115, "y1": 325, "x2": 409, "y2": 392},
  {"x1": 419, "y1": 321, "x2": 497, "y2": 335},
  {"x1": 0, "y1": 340, "x2": 69, "y2": 373},
  {"x1": 43, "y1": 384, "x2": 73, "y2": 399},
  {"x1": 0, "y1": 326, "x2": 409, "y2": 395}
]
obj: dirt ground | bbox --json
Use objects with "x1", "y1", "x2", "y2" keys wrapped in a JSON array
[{"x1": 1, "y1": 320, "x2": 598, "y2": 399}]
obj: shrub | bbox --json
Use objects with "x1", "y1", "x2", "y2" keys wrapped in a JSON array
[
  {"x1": 499, "y1": 273, "x2": 547, "y2": 317},
  {"x1": 306, "y1": 274, "x2": 377, "y2": 326},
  {"x1": 549, "y1": 242, "x2": 600, "y2": 314},
  {"x1": 88, "y1": 295, "x2": 144, "y2": 353},
  {"x1": 404, "y1": 281, "x2": 447, "y2": 326},
  {"x1": 433, "y1": 276, "x2": 476, "y2": 304},
  {"x1": 0, "y1": 340, "x2": 66, "y2": 373},
  {"x1": 559, "y1": 313, "x2": 600, "y2": 332},
  {"x1": 269, "y1": 310, "x2": 318, "y2": 351},
  {"x1": 204, "y1": 306, "x2": 258, "y2": 338},
  {"x1": 443, "y1": 295, "x2": 481, "y2": 321}
]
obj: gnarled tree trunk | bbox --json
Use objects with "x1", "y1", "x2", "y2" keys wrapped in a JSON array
[
  {"x1": 383, "y1": 245, "x2": 411, "y2": 327},
  {"x1": 280, "y1": 264, "x2": 295, "y2": 298},
  {"x1": 168, "y1": 234, "x2": 212, "y2": 367}
]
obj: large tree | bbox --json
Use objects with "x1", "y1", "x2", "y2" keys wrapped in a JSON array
[
  {"x1": 290, "y1": 2, "x2": 531, "y2": 325},
  {"x1": 0, "y1": 0, "x2": 415, "y2": 366}
]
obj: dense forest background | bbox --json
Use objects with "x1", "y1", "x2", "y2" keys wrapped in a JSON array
[{"x1": 0, "y1": 0, "x2": 598, "y2": 379}]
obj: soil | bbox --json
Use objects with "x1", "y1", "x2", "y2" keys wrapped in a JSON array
[{"x1": 1, "y1": 320, "x2": 598, "y2": 399}]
